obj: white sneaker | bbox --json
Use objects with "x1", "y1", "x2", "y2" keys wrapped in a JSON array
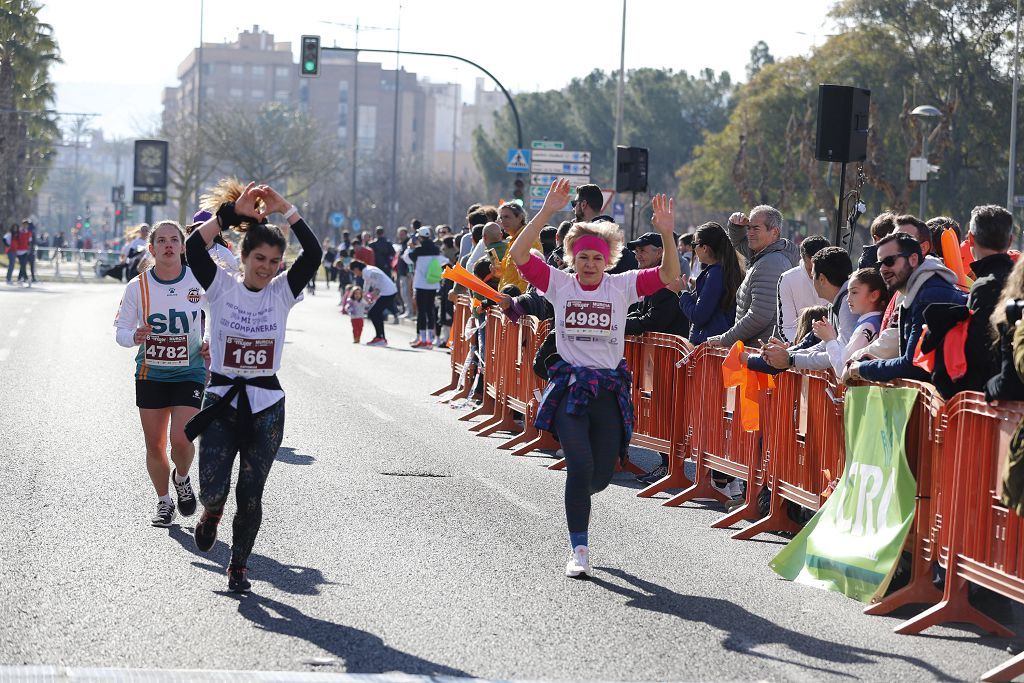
[{"x1": 565, "y1": 545, "x2": 592, "y2": 578}]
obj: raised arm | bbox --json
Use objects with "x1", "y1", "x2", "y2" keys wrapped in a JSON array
[
  {"x1": 650, "y1": 194, "x2": 680, "y2": 285},
  {"x1": 186, "y1": 181, "x2": 267, "y2": 288},
  {"x1": 510, "y1": 179, "x2": 570, "y2": 267},
  {"x1": 255, "y1": 184, "x2": 323, "y2": 297}
]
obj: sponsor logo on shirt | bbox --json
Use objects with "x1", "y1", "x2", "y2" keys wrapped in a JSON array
[
  {"x1": 187, "y1": 288, "x2": 201, "y2": 304},
  {"x1": 167, "y1": 288, "x2": 176, "y2": 296}
]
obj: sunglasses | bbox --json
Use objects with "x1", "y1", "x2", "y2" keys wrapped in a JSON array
[
  {"x1": 570, "y1": 199, "x2": 582, "y2": 208},
  {"x1": 692, "y1": 241, "x2": 704, "y2": 248},
  {"x1": 875, "y1": 253, "x2": 909, "y2": 269}
]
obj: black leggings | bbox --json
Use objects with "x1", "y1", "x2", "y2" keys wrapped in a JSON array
[
  {"x1": 198, "y1": 397, "x2": 285, "y2": 567},
  {"x1": 368, "y1": 294, "x2": 396, "y2": 338},
  {"x1": 415, "y1": 288, "x2": 437, "y2": 333},
  {"x1": 553, "y1": 389, "x2": 623, "y2": 533}
]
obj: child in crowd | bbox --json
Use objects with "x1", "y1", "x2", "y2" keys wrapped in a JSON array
[
  {"x1": 812, "y1": 268, "x2": 889, "y2": 379},
  {"x1": 793, "y1": 305, "x2": 829, "y2": 345},
  {"x1": 342, "y1": 286, "x2": 369, "y2": 343}
]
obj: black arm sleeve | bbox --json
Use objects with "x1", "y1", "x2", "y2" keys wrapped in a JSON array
[
  {"x1": 287, "y1": 219, "x2": 324, "y2": 297},
  {"x1": 186, "y1": 230, "x2": 218, "y2": 289}
]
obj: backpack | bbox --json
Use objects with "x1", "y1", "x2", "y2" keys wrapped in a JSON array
[{"x1": 426, "y1": 257, "x2": 443, "y2": 285}]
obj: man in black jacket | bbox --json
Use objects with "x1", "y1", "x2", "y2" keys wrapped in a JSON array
[
  {"x1": 572, "y1": 184, "x2": 638, "y2": 273},
  {"x1": 922, "y1": 205, "x2": 1015, "y2": 398}
]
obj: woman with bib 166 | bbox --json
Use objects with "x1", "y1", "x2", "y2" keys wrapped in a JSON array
[
  {"x1": 509, "y1": 179, "x2": 679, "y2": 578},
  {"x1": 114, "y1": 221, "x2": 207, "y2": 528}
]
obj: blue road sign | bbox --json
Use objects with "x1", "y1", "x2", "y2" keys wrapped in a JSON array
[
  {"x1": 506, "y1": 148, "x2": 531, "y2": 173},
  {"x1": 330, "y1": 212, "x2": 345, "y2": 228},
  {"x1": 352, "y1": 219, "x2": 362, "y2": 232}
]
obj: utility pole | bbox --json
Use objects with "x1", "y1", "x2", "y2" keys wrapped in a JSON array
[
  {"x1": 389, "y1": 3, "x2": 402, "y2": 234},
  {"x1": 613, "y1": 0, "x2": 627, "y2": 182},
  {"x1": 1008, "y1": 0, "x2": 1022, "y2": 213}
]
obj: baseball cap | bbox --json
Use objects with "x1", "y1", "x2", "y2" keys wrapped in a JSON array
[
  {"x1": 417, "y1": 226, "x2": 432, "y2": 239},
  {"x1": 193, "y1": 209, "x2": 213, "y2": 223},
  {"x1": 626, "y1": 232, "x2": 663, "y2": 249}
]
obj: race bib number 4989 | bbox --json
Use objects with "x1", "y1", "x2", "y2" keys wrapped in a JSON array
[
  {"x1": 223, "y1": 336, "x2": 275, "y2": 376},
  {"x1": 564, "y1": 300, "x2": 613, "y2": 337}
]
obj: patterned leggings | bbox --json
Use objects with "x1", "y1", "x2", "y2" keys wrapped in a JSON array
[{"x1": 197, "y1": 397, "x2": 285, "y2": 567}]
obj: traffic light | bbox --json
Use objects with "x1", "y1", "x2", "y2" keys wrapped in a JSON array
[
  {"x1": 513, "y1": 177, "x2": 525, "y2": 201},
  {"x1": 300, "y1": 35, "x2": 320, "y2": 77},
  {"x1": 84, "y1": 215, "x2": 91, "y2": 230}
]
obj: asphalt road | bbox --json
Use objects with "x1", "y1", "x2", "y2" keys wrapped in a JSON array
[{"x1": 0, "y1": 280, "x2": 1021, "y2": 682}]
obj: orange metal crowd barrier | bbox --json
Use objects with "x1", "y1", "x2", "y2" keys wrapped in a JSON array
[{"x1": 431, "y1": 296, "x2": 472, "y2": 398}]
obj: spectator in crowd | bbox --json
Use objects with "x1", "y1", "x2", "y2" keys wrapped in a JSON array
[
  {"x1": 850, "y1": 212, "x2": 903, "y2": 358},
  {"x1": 449, "y1": 222, "x2": 486, "y2": 305},
  {"x1": 993, "y1": 257, "x2": 1024, "y2": 401},
  {"x1": 572, "y1": 184, "x2": 639, "y2": 273},
  {"x1": 845, "y1": 232, "x2": 966, "y2": 383},
  {"x1": 775, "y1": 235, "x2": 830, "y2": 343},
  {"x1": 458, "y1": 204, "x2": 482, "y2": 261},
  {"x1": 322, "y1": 238, "x2": 338, "y2": 287},
  {"x1": 440, "y1": 231, "x2": 460, "y2": 266},
  {"x1": 348, "y1": 259, "x2": 398, "y2": 347},
  {"x1": 339, "y1": 229, "x2": 352, "y2": 252},
  {"x1": 677, "y1": 232, "x2": 699, "y2": 282},
  {"x1": 22, "y1": 219, "x2": 37, "y2": 283},
  {"x1": 624, "y1": 231, "x2": 690, "y2": 338},
  {"x1": 547, "y1": 221, "x2": 573, "y2": 268},
  {"x1": 921, "y1": 205, "x2": 1014, "y2": 398},
  {"x1": 927, "y1": 216, "x2": 961, "y2": 258},
  {"x1": 4, "y1": 223, "x2": 27, "y2": 284},
  {"x1": 894, "y1": 214, "x2": 934, "y2": 258},
  {"x1": 495, "y1": 201, "x2": 538, "y2": 295},
  {"x1": 467, "y1": 221, "x2": 507, "y2": 274},
  {"x1": 540, "y1": 226, "x2": 558, "y2": 260},
  {"x1": 395, "y1": 226, "x2": 411, "y2": 316},
  {"x1": 706, "y1": 205, "x2": 799, "y2": 347},
  {"x1": 757, "y1": 247, "x2": 856, "y2": 372},
  {"x1": 678, "y1": 222, "x2": 744, "y2": 345},
  {"x1": 813, "y1": 268, "x2": 890, "y2": 378},
  {"x1": 859, "y1": 211, "x2": 898, "y2": 269},
  {"x1": 404, "y1": 226, "x2": 450, "y2": 348},
  {"x1": 370, "y1": 226, "x2": 394, "y2": 275}
]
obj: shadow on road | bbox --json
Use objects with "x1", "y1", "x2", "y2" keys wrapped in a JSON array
[
  {"x1": 167, "y1": 526, "x2": 335, "y2": 596},
  {"x1": 235, "y1": 594, "x2": 472, "y2": 677},
  {"x1": 589, "y1": 566, "x2": 961, "y2": 681},
  {"x1": 277, "y1": 446, "x2": 315, "y2": 465}
]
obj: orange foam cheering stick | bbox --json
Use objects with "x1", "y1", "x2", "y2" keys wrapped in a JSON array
[
  {"x1": 941, "y1": 228, "x2": 971, "y2": 290},
  {"x1": 721, "y1": 341, "x2": 774, "y2": 432},
  {"x1": 441, "y1": 266, "x2": 504, "y2": 304}
]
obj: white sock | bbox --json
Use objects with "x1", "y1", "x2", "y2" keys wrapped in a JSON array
[
  {"x1": 173, "y1": 469, "x2": 188, "y2": 484},
  {"x1": 158, "y1": 494, "x2": 172, "y2": 505}
]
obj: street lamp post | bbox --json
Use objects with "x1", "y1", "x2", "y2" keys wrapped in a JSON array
[{"x1": 911, "y1": 104, "x2": 942, "y2": 218}]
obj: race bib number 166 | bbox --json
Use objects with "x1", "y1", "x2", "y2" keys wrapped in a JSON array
[{"x1": 223, "y1": 336, "x2": 275, "y2": 376}]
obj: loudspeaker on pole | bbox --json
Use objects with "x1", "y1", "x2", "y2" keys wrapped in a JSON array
[
  {"x1": 615, "y1": 146, "x2": 649, "y2": 193},
  {"x1": 814, "y1": 84, "x2": 871, "y2": 163}
]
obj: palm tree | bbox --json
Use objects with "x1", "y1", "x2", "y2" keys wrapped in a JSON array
[{"x1": 0, "y1": 0, "x2": 62, "y2": 221}]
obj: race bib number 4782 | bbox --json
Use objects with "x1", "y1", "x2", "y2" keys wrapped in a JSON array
[
  {"x1": 223, "y1": 336, "x2": 275, "y2": 376},
  {"x1": 144, "y1": 334, "x2": 189, "y2": 367},
  {"x1": 564, "y1": 300, "x2": 613, "y2": 337}
]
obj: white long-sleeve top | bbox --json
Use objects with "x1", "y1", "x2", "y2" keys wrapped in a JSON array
[{"x1": 825, "y1": 312, "x2": 883, "y2": 377}]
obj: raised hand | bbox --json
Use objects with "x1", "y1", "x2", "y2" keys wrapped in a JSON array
[
  {"x1": 541, "y1": 178, "x2": 571, "y2": 215},
  {"x1": 258, "y1": 184, "x2": 291, "y2": 215},
  {"x1": 812, "y1": 318, "x2": 837, "y2": 342},
  {"x1": 235, "y1": 181, "x2": 268, "y2": 221},
  {"x1": 651, "y1": 194, "x2": 675, "y2": 234},
  {"x1": 133, "y1": 324, "x2": 153, "y2": 345},
  {"x1": 729, "y1": 212, "x2": 749, "y2": 226}
]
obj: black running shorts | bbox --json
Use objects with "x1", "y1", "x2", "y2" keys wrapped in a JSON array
[{"x1": 135, "y1": 379, "x2": 205, "y2": 409}]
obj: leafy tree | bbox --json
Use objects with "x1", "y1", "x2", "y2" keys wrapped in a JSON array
[
  {"x1": 746, "y1": 40, "x2": 776, "y2": 80},
  {"x1": 0, "y1": 0, "x2": 61, "y2": 221}
]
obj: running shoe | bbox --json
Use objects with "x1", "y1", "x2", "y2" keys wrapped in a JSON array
[
  {"x1": 151, "y1": 500, "x2": 176, "y2": 527},
  {"x1": 565, "y1": 545, "x2": 593, "y2": 578},
  {"x1": 194, "y1": 508, "x2": 222, "y2": 552},
  {"x1": 637, "y1": 464, "x2": 668, "y2": 484},
  {"x1": 227, "y1": 564, "x2": 251, "y2": 593},
  {"x1": 366, "y1": 337, "x2": 388, "y2": 347},
  {"x1": 171, "y1": 470, "x2": 197, "y2": 517}
]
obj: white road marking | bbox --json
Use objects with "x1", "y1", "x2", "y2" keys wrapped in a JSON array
[
  {"x1": 470, "y1": 474, "x2": 544, "y2": 517},
  {"x1": 0, "y1": 349, "x2": 9, "y2": 362},
  {"x1": 294, "y1": 364, "x2": 322, "y2": 378},
  {"x1": 363, "y1": 403, "x2": 394, "y2": 422}
]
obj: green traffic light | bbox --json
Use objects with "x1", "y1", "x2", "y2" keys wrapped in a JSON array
[{"x1": 304, "y1": 60, "x2": 316, "y2": 73}]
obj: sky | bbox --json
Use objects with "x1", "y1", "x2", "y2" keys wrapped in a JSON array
[{"x1": 38, "y1": 0, "x2": 837, "y2": 139}]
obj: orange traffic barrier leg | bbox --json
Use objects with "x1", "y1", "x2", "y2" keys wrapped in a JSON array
[
  {"x1": 438, "y1": 382, "x2": 471, "y2": 405},
  {"x1": 458, "y1": 393, "x2": 494, "y2": 422},
  {"x1": 497, "y1": 425, "x2": 534, "y2": 451},
  {"x1": 476, "y1": 411, "x2": 519, "y2": 437},
  {"x1": 864, "y1": 545, "x2": 942, "y2": 616},
  {"x1": 431, "y1": 377, "x2": 458, "y2": 396},
  {"x1": 547, "y1": 457, "x2": 567, "y2": 471},
  {"x1": 981, "y1": 651, "x2": 1024, "y2": 682},
  {"x1": 893, "y1": 559, "x2": 1014, "y2": 638},
  {"x1": 469, "y1": 402, "x2": 508, "y2": 433},
  {"x1": 662, "y1": 468, "x2": 730, "y2": 508},
  {"x1": 711, "y1": 486, "x2": 763, "y2": 529},
  {"x1": 511, "y1": 430, "x2": 559, "y2": 457}
]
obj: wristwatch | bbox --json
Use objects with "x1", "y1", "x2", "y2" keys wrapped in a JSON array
[{"x1": 787, "y1": 351, "x2": 795, "y2": 367}]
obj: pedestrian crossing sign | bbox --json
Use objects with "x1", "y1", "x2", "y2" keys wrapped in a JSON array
[{"x1": 506, "y1": 148, "x2": 531, "y2": 173}]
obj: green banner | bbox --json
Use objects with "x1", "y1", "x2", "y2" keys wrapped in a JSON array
[{"x1": 770, "y1": 386, "x2": 918, "y2": 603}]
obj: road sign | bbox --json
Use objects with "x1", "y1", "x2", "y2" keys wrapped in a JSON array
[
  {"x1": 529, "y1": 197, "x2": 546, "y2": 211},
  {"x1": 530, "y1": 161, "x2": 591, "y2": 175},
  {"x1": 600, "y1": 190, "x2": 615, "y2": 212},
  {"x1": 506, "y1": 148, "x2": 531, "y2": 173},
  {"x1": 329, "y1": 212, "x2": 345, "y2": 228},
  {"x1": 132, "y1": 189, "x2": 167, "y2": 206},
  {"x1": 532, "y1": 149, "x2": 592, "y2": 163},
  {"x1": 531, "y1": 173, "x2": 590, "y2": 187},
  {"x1": 133, "y1": 139, "x2": 169, "y2": 189},
  {"x1": 531, "y1": 140, "x2": 564, "y2": 150},
  {"x1": 1014, "y1": 195, "x2": 1024, "y2": 208},
  {"x1": 352, "y1": 218, "x2": 362, "y2": 232},
  {"x1": 529, "y1": 185, "x2": 550, "y2": 198},
  {"x1": 110, "y1": 185, "x2": 125, "y2": 203},
  {"x1": 613, "y1": 200, "x2": 626, "y2": 224},
  {"x1": 528, "y1": 187, "x2": 573, "y2": 212}
]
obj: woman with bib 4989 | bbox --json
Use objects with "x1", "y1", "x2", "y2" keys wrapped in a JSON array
[
  {"x1": 509, "y1": 179, "x2": 679, "y2": 578},
  {"x1": 184, "y1": 179, "x2": 322, "y2": 593}
]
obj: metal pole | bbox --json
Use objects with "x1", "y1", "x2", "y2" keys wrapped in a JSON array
[
  {"x1": 351, "y1": 20, "x2": 360, "y2": 228},
  {"x1": 389, "y1": 4, "x2": 401, "y2": 234},
  {"x1": 834, "y1": 162, "x2": 847, "y2": 247},
  {"x1": 323, "y1": 46, "x2": 523, "y2": 149},
  {"x1": 448, "y1": 83, "x2": 457, "y2": 229},
  {"x1": 1009, "y1": 0, "x2": 1022, "y2": 212},
  {"x1": 919, "y1": 131, "x2": 929, "y2": 218},
  {"x1": 194, "y1": 0, "x2": 205, "y2": 212},
  {"x1": 613, "y1": 0, "x2": 626, "y2": 182}
]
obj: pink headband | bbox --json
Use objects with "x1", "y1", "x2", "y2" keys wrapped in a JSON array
[{"x1": 571, "y1": 235, "x2": 610, "y2": 261}]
